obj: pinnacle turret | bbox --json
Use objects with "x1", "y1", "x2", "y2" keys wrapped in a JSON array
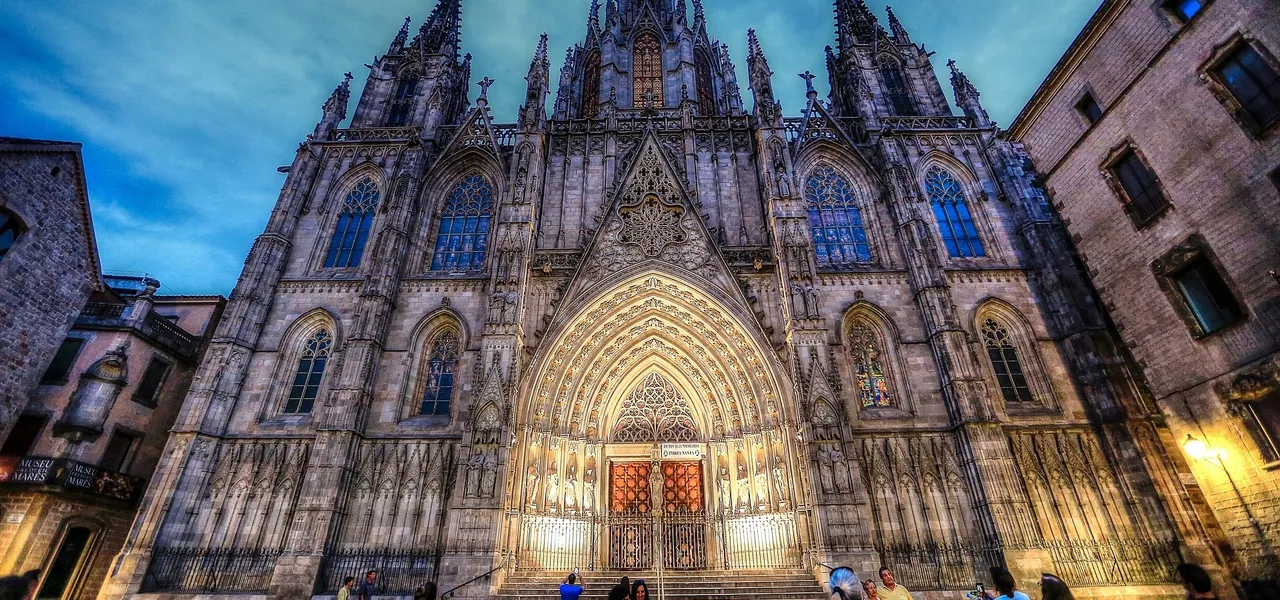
[
  {"x1": 416, "y1": 0, "x2": 464, "y2": 59},
  {"x1": 885, "y1": 5, "x2": 910, "y2": 43},
  {"x1": 314, "y1": 72, "x2": 353, "y2": 139},
  {"x1": 834, "y1": 0, "x2": 878, "y2": 51},
  {"x1": 390, "y1": 16, "x2": 411, "y2": 54},
  {"x1": 948, "y1": 59, "x2": 990, "y2": 126},
  {"x1": 522, "y1": 34, "x2": 551, "y2": 130}
]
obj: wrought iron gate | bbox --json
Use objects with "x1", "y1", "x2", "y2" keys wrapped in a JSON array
[
  {"x1": 607, "y1": 462, "x2": 654, "y2": 570},
  {"x1": 660, "y1": 461, "x2": 707, "y2": 569}
]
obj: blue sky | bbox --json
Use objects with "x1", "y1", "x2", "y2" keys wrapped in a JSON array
[{"x1": 0, "y1": 0, "x2": 1099, "y2": 295}]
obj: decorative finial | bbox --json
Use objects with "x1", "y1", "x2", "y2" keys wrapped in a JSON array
[
  {"x1": 478, "y1": 76, "x2": 495, "y2": 100},
  {"x1": 799, "y1": 71, "x2": 816, "y2": 94},
  {"x1": 947, "y1": 58, "x2": 959, "y2": 75}
]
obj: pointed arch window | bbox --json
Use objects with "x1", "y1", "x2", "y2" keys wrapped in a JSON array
[
  {"x1": 324, "y1": 178, "x2": 380, "y2": 269},
  {"x1": 285, "y1": 329, "x2": 331, "y2": 414},
  {"x1": 431, "y1": 174, "x2": 494, "y2": 272},
  {"x1": 879, "y1": 58, "x2": 916, "y2": 116},
  {"x1": 633, "y1": 33, "x2": 664, "y2": 108},
  {"x1": 805, "y1": 165, "x2": 872, "y2": 265},
  {"x1": 387, "y1": 74, "x2": 420, "y2": 127},
  {"x1": 925, "y1": 167, "x2": 985, "y2": 258},
  {"x1": 582, "y1": 51, "x2": 602, "y2": 119},
  {"x1": 613, "y1": 372, "x2": 699, "y2": 442},
  {"x1": 695, "y1": 51, "x2": 716, "y2": 115},
  {"x1": 981, "y1": 319, "x2": 1034, "y2": 403},
  {"x1": 848, "y1": 320, "x2": 892, "y2": 408},
  {"x1": 420, "y1": 330, "x2": 459, "y2": 416},
  {"x1": 0, "y1": 208, "x2": 23, "y2": 263}
]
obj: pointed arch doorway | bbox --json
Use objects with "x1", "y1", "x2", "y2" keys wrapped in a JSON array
[{"x1": 508, "y1": 273, "x2": 807, "y2": 573}]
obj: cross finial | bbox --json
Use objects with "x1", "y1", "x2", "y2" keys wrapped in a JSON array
[
  {"x1": 946, "y1": 58, "x2": 958, "y2": 73},
  {"x1": 799, "y1": 71, "x2": 816, "y2": 94},
  {"x1": 343, "y1": 71, "x2": 353, "y2": 84},
  {"x1": 478, "y1": 76, "x2": 495, "y2": 99}
]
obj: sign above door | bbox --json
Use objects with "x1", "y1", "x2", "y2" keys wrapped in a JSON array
[{"x1": 660, "y1": 443, "x2": 703, "y2": 460}]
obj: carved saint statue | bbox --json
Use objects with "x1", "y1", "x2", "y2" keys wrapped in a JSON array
[
  {"x1": 545, "y1": 461, "x2": 560, "y2": 510},
  {"x1": 525, "y1": 460, "x2": 541, "y2": 509},
  {"x1": 480, "y1": 450, "x2": 497, "y2": 498},
  {"x1": 583, "y1": 465, "x2": 596, "y2": 512},
  {"x1": 564, "y1": 461, "x2": 578, "y2": 511},
  {"x1": 831, "y1": 448, "x2": 851, "y2": 493},
  {"x1": 817, "y1": 450, "x2": 835, "y2": 494}
]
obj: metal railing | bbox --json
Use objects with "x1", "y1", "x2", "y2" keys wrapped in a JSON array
[
  {"x1": 518, "y1": 513, "x2": 597, "y2": 572},
  {"x1": 1044, "y1": 538, "x2": 1181, "y2": 586},
  {"x1": 721, "y1": 513, "x2": 803, "y2": 570},
  {"x1": 875, "y1": 542, "x2": 993, "y2": 591},
  {"x1": 663, "y1": 513, "x2": 709, "y2": 569},
  {"x1": 142, "y1": 547, "x2": 282, "y2": 593},
  {"x1": 441, "y1": 561, "x2": 504, "y2": 599},
  {"x1": 317, "y1": 548, "x2": 440, "y2": 595}
]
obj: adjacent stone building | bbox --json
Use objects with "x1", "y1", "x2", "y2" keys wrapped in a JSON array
[
  {"x1": 0, "y1": 275, "x2": 224, "y2": 600},
  {"x1": 0, "y1": 138, "x2": 103, "y2": 446},
  {"x1": 97, "y1": 1, "x2": 1241, "y2": 599},
  {"x1": 1008, "y1": 0, "x2": 1280, "y2": 595}
]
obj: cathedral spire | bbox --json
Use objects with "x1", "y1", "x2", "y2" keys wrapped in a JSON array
[
  {"x1": 721, "y1": 42, "x2": 744, "y2": 115},
  {"x1": 747, "y1": 29, "x2": 780, "y2": 123},
  {"x1": 554, "y1": 47, "x2": 575, "y2": 119},
  {"x1": 588, "y1": 0, "x2": 601, "y2": 32},
  {"x1": 419, "y1": 0, "x2": 464, "y2": 59},
  {"x1": 389, "y1": 16, "x2": 411, "y2": 54},
  {"x1": 522, "y1": 34, "x2": 550, "y2": 130},
  {"x1": 948, "y1": 59, "x2": 990, "y2": 126},
  {"x1": 314, "y1": 72, "x2": 352, "y2": 139},
  {"x1": 885, "y1": 5, "x2": 910, "y2": 44},
  {"x1": 834, "y1": 0, "x2": 878, "y2": 51}
]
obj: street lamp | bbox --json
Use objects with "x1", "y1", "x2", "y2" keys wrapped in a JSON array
[{"x1": 1182, "y1": 434, "x2": 1223, "y2": 462}]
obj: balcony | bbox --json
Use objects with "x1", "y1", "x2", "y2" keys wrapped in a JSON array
[
  {"x1": 76, "y1": 302, "x2": 200, "y2": 361},
  {"x1": 0, "y1": 456, "x2": 147, "y2": 503}
]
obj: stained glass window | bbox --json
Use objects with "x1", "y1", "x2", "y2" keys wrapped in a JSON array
[
  {"x1": 925, "y1": 167, "x2": 985, "y2": 258},
  {"x1": 582, "y1": 52, "x2": 601, "y2": 118},
  {"x1": 981, "y1": 319, "x2": 1033, "y2": 404},
  {"x1": 805, "y1": 165, "x2": 872, "y2": 266},
  {"x1": 633, "y1": 33, "x2": 664, "y2": 108},
  {"x1": 386, "y1": 75, "x2": 419, "y2": 127},
  {"x1": 1215, "y1": 44, "x2": 1280, "y2": 129},
  {"x1": 695, "y1": 51, "x2": 715, "y2": 115},
  {"x1": 420, "y1": 330, "x2": 459, "y2": 416},
  {"x1": 849, "y1": 321, "x2": 892, "y2": 408},
  {"x1": 324, "y1": 178, "x2": 380, "y2": 269},
  {"x1": 879, "y1": 59, "x2": 916, "y2": 116},
  {"x1": 286, "y1": 329, "x2": 331, "y2": 414},
  {"x1": 431, "y1": 174, "x2": 494, "y2": 272}
]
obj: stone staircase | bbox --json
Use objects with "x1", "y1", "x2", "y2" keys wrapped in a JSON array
[{"x1": 497, "y1": 569, "x2": 827, "y2": 600}]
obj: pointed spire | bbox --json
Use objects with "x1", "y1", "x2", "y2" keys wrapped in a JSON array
[
  {"x1": 554, "y1": 46, "x2": 575, "y2": 119},
  {"x1": 834, "y1": 0, "x2": 878, "y2": 51},
  {"x1": 390, "y1": 16, "x2": 411, "y2": 54},
  {"x1": 948, "y1": 59, "x2": 990, "y2": 126},
  {"x1": 523, "y1": 35, "x2": 550, "y2": 130},
  {"x1": 588, "y1": 0, "x2": 601, "y2": 31},
  {"x1": 746, "y1": 29, "x2": 780, "y2": 123},
  {"x1": 420, "y1": 0, "x2": 464, "y2": 59},
  {"x1": 676, "y1": 0, "x2": 688, "y2": 25},
  {"x1": 720, "y1": 42, "x2": 743, "y2": 115},
  {"x1": 314, "y1": 72, "x2": 353, "y2": 139},
  {"x1": 885, "y1": 5, "x2": 910, "y2": 43}
]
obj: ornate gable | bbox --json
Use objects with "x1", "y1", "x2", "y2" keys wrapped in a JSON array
[
  {"x1": 438, "y1": 102, "x2": 503, "y2": 165},
  {"x1": 793, "y1": 95, "x2": 859, "y2": 156}
]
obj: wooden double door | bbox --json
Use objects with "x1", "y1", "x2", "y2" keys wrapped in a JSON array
[{"x1": 607, "y1": 461, "x2": 708, "y2": 570}]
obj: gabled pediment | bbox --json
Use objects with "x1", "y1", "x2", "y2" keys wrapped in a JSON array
[{"x1": 438, "y1": 105, "x2": 503, "y2": 164}]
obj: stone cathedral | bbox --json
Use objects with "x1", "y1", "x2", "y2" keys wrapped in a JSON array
[{"x1": 102, "y1": 1, "x2": 1231, "y2": 599}]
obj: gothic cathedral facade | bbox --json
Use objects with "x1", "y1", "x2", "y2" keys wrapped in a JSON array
[{"x1": 103, "y1": 1, "x2": 1229, "y2": 598}]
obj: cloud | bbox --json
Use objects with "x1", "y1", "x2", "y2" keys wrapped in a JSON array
[{"x1": 0, "y1": 0, "x2": 1097, "y2": 295}]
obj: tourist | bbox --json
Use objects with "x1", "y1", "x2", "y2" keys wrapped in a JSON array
[
  {"x1": 560, "y1": 571, "x2": 585, "y2": 600},
  {"x1": 355, "y1": 570, "x2": 377, "y2": 600},
  {"x1": 630, "y1": 579, "x2": 649, "y2": 600},
  {"x1": 876, "y1": 567, "x2": 912, "y2": 600},
  {"x1": 1039, "y1": 573, "x2": 1074, "y2": 600},
  {"x1": 862, "y1": 579, "x2": 880, "y2": 599},
  {"x1": 608, "y1": 576, "x2": 630, "y2": 600},
  {"x1": 416, "y1": 582, "x2": 437, "y2": 600},
  {"x1": 19, "y1": 572, "x2": 37, "y2": 600},
  {"x1": 1176, "y1": 564, "x2": 1216, "y2": 600},
  {"x1": 0, "y1": 576, "x2": 32, "y2": 600},
  {"x1": 988, "y1": 567, "x2": 1029, "y2": 600},
  {"x1": 337, "y1": 577, "x2": 355, "y2": 600}
]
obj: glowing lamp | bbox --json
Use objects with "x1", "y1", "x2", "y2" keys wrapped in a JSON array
[{"x1": 1183, "y1": 434, "x2": 1223, "y2": 461}]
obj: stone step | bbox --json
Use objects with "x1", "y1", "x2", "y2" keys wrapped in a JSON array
[{"x1": 498, "y1": 569, "x2": 826, "y2": 600}]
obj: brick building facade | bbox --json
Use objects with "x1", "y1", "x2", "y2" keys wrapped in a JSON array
[
  {"x1": 0, "y1": 275, "x2": 223, "y2": 600},
  {"x1": 1008, "y1": 0, "x2": 1280, "y2": 595},
  {"x1": 0, "y1": 139, "x2": 102, "y2": 446}
]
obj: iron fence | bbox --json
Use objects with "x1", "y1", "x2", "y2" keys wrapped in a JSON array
[
  {"x1": 519, "y1": 513, "x2": 598, "y2": 572},
  {"x1": 721, "y1": 513, "x2": 803, "y2": 570},
  {"x1": 318, "y1": 548, "x2": 440, "y2": 595},
  {"x1": 876, "y1": 542, "x2": 996, "y2": 591},
  {"x1": 1045, "y1": 538, "x2": 1181, "y2": 586},
  {"x1": 142, "y1": 546, "x2": 281, "y2": 593}
]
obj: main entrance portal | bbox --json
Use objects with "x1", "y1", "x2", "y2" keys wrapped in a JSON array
[{"x1": 606, "y1": 461, "x2": 708, "y2": 570}]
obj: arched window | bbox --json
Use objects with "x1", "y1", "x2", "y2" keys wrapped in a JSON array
[
  {"x1": 633, "y1": 33, "x2": 664, "y2": 109},
  {"x1": 285, "y1": 329, "x2": 331, "y2": 414},
  {"x1": 879, "y1": 58, "x2": 916, "y2": 116},
  {"x1": 805, "y1": 165, "x2": 872, "y2": 265},
  {"x1": 581, "y1": 51, "x2": 601, "y2": 119},
  {"x1": 981, "y1": 318, "x2": 1033, "y2": 403},
  {"x1": 925, "y1": 167, "x2": 985, "y2": 258},
  {"x1": 420, "y1": 330, "x2": 459, "y2": 416},
  {"x1": 431, "y1": 174, "x2": 494, "y2": 272},
  {"x1": 848, "y1": 320, "x2": 892, "y2": 408},
  {"x1": 386, "y1": 74, "x2": 420, "y2": 126},
  {"x1": 0, "y1": 208, "x2": 24, "y2": 263},
  {"x1": 324, "y1": 178, "x2": 380, "y2": 269},
  {"x1": 695, "y1": 51, "x2": 716, "y2": 115}
]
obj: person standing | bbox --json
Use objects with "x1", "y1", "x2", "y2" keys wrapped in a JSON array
[
  {"x1": 861, "y1": 579, "x2": 881, "y2": 599},
  {"x1": 338, "y1": 577, "x2": 355, "y2": 600},
  {"x1": 1039, "y1": 573, "x2": 1074, "y2": 600},
  {"x1": 630, "y1": 579, "x2": 649, "y2": 600},
  {"x1": 559, "y1": 571, "x2": 585, "y2": 600},
  {"x1": 608, "y1": 576, "x2": 630, "y2": 600},
  {"x1": 355, "y1": 570, "x2": 377, "y2": 600},
  {"x1": 1176, "y1": 564, "x2": 1217, "y2": 600},
  {"x1": 988, "y1": 567, "x2": 1029, "y2": 600},
  {"x1": 876, "y1": 567, "x2": 912, "y2": 600}
]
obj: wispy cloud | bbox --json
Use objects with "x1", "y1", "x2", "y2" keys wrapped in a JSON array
[{"x1": 0, "y1": 0, "x2": 1099, "y2": 295}]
